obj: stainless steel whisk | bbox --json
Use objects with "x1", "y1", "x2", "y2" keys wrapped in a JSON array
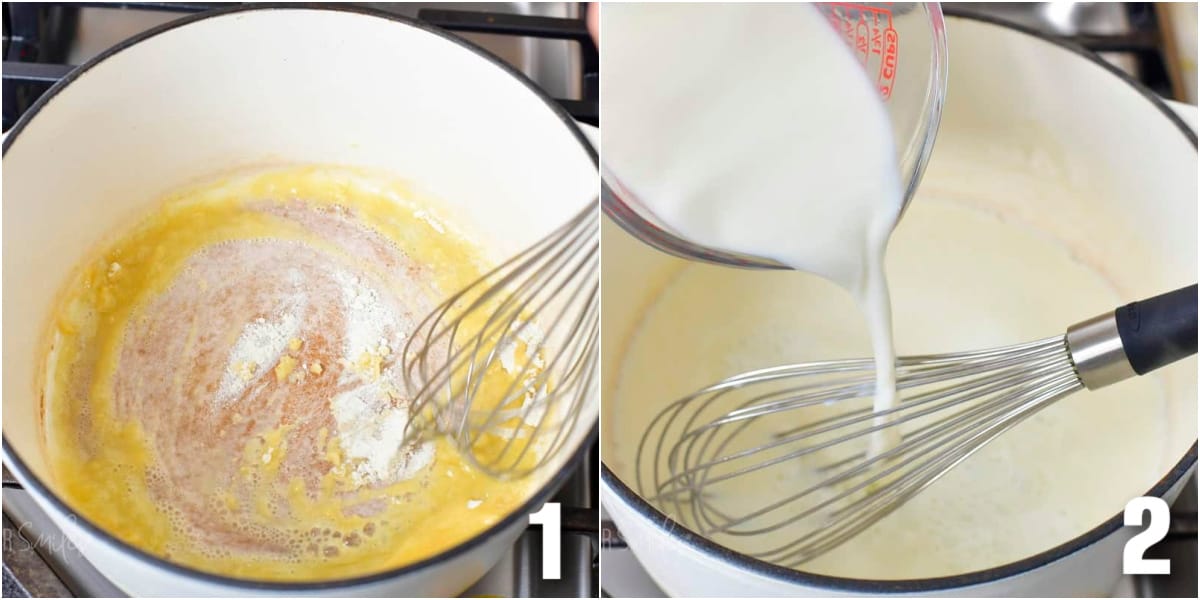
[
  {"x1": 638, "y1": 285, "x2": 1196, "y2": 566},
  {"x1": 402, "y1": 204, "x2": 598, "y2": 479}
]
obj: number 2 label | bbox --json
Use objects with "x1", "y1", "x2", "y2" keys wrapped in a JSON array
[
  {"x1": 529, "y1": 502, "x2": 561, "y2": 580},
  {"x1": 1123, "y1": 496, "x2": 1170, "y2": 575}
]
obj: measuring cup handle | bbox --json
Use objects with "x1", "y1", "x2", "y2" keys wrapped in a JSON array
[{"x1": 1115, "y1": 284, "x2": 1198, "y2": 376}]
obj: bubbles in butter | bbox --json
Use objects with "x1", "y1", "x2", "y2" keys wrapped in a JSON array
[{"x1": 41, "y1": 166, "x2": 538, "y2": 581}]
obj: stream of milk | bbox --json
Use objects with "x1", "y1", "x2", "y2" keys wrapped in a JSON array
[
  {"x1": 600, "y1": 2, "x2": 1189, "y2": 580},
  {"x1": 603, "y1": 3, "x2": 904, "y2": 453}
]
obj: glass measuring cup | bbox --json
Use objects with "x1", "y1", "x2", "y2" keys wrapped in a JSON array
[{"x1": 601, "y1": 2, "x2": 949, "y2": 270}]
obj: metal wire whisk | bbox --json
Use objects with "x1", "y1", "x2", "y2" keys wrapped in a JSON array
[
  {"x1": 638, "y1": 285, "x2": 1196, "y2": 567},
  {"x1": 402, "y1": 204, "x2": 598, "y2": 479}
]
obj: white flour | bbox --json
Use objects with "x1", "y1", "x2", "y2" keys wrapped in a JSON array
[
  {"x1": 330, "y1": 269, "x2": 432, "y2": 485},
  {"x1": 413, "y1": 209, "x2": 446, "y2": 234},
  {"x1": 337, "y1": 272, "x2": 400, "y2": 363},
  {"x1": 217, "y1": 305, "x2": 303, "y2": 403},
  {"x1": 213, "y1": 262, "x2": 433, "y2": 485},
  {"x1": 331, "y1": 379, "x2": 434, "y2": 486},
  {"x1": 496, "y1": 321, "x2": 551, "y2": 431},
  {"x1": 498, "y1": 320, "x2": 547, "y2": 374}
]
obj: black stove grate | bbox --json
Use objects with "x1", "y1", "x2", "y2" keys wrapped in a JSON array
[{"x1": 1, "y1": 2, "x2": 599, "y2": 130}]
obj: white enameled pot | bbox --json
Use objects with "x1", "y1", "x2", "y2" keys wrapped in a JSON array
[
  {"x1": 600, "y1": 12, "x2": 1197, "y2": 598},
  {"x1": 2, "y1": 5, "x2": 596, "y2": 597}
]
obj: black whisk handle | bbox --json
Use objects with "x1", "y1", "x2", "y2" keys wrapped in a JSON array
[{"x1": 1115, "y1": 284, "x2": 1198, "y2": 375}]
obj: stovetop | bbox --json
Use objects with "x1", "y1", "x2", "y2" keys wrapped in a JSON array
[
  {"x1": 1, "y1": 2, "x2": 598, "y2": 130},
  {"x1": 1, "y1": 2, "x2": 597, "y2": 597}
]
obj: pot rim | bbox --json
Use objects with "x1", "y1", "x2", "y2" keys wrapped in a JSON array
[
  {"x1": 600, "y1": 8, "x2": 1198, "y2": 595},
  {"x1": 1, "y1": 1, "x2": 598, "y2": 591}
]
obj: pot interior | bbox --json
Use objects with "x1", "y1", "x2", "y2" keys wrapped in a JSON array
[
  {"x1": 2, "y1": 5, "x2": 596, "y2": 580},
  {"x1": 601, "y1": 15, "x2": 1196, "y2": 581}
]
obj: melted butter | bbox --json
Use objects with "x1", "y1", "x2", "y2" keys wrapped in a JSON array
[{"x1": 42, "y1": 166, "x2": 538, "y2": 581}]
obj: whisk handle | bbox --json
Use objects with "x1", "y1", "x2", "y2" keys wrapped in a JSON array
[{"x1": 1115, "y1": 284, "x2": 1198, "y2": 376}]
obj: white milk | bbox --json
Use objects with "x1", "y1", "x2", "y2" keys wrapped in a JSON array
[
  {"x1": 605, "y1": 196, "x2": 1171, "y2": 578},
  {"x1": 602, "y1": 3, "x2": 904, "y2": 452},
  {"x1": 601, "y1": 2, "x2": 1186, "y2": 579}
]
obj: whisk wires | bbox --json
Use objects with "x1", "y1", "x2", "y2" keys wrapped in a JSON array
[
  {"x1": 403, "y1": 205, "x2": 598, "y2": 479},
  {"x1": 638, "y1": 336, "x2": 1084, "y2": 566}
]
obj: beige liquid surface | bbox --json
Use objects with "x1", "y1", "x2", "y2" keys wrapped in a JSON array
[{"x1": 606, "y1": 195, "x2": 1175, "y2": 579}]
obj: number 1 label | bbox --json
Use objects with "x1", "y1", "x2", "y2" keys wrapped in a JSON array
[
  {"x1": 529, "y1": 502, "x2": 561, "y2": 580},
  {"x1": 1123, "y1": 496, "x2": 1170, "y2": 575}
]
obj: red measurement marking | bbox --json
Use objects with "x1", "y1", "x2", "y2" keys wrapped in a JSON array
[
  {"x1": 870, "y1": 12, "x2": 884, "y2": 56},
  {"x1": 824, "y1": 3, "x2": 900, "y2": 101},
  {"x1": 855, "y1": 16, "x2": 870, "y2": 64},
  {"x1": 880, "y1": 26, "x2": 899, "y2": 100}
]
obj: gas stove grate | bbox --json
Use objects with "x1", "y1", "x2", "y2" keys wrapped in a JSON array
[{"x1": 1, "y1": 2, "x2": 599, "y2": 130}]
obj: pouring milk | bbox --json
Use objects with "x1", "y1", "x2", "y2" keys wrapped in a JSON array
[{"x1": 603, "y1": 3, "x2": 904, "y2": 454}]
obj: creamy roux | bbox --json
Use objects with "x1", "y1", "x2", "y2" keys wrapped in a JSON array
[
  {"x1": 42, "y1": 166, "x2": 535, "y2": 581},
  {"x1": 607, "y1": 196, "x2": 1170, "y2": 578}
]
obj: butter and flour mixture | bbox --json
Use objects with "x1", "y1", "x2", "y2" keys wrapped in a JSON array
[{"x1": 41, "y1": 166, "x2": 535, "y2": 581}]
